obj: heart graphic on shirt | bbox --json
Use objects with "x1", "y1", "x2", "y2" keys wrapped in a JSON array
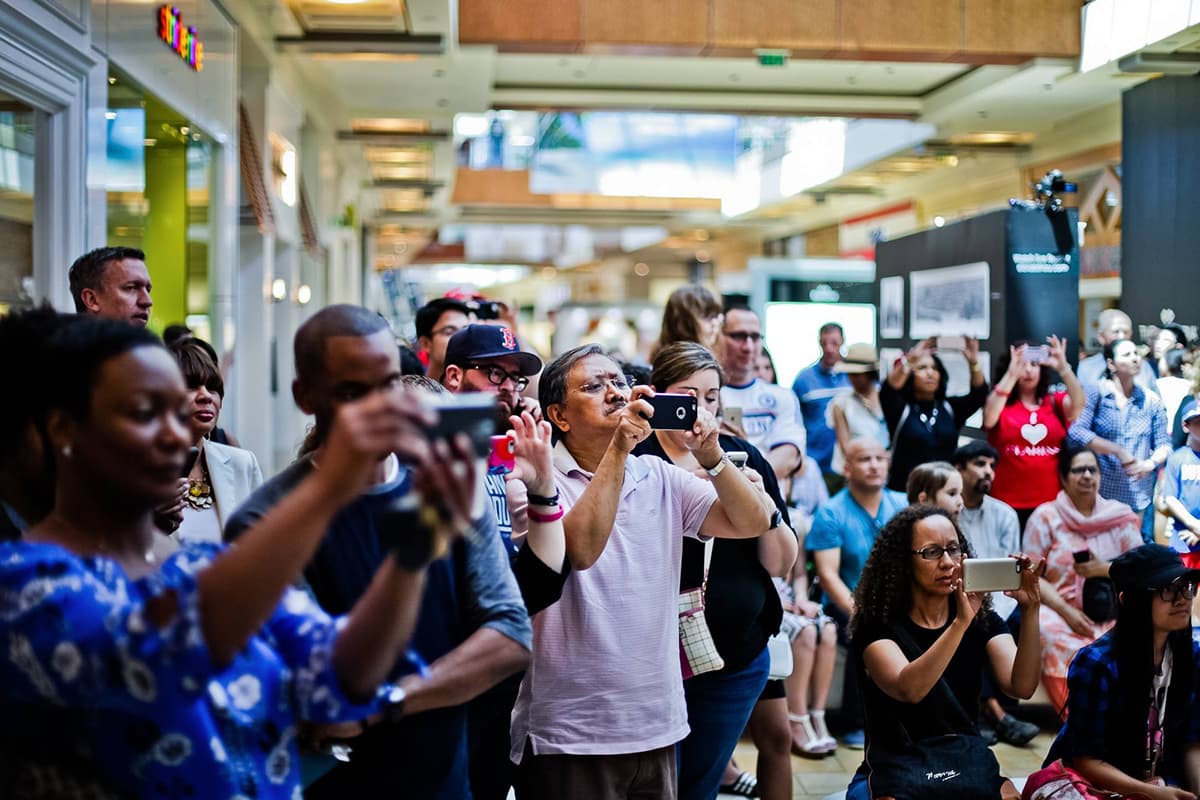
[{"x1": 1021, "y1": 422, "x2": 1048, "y2": 445}]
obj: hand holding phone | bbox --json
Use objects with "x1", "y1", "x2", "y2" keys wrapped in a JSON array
[
  {"x1": 1024, "y1": 345, "x2": 1050, "y2": 365},
  {"x1": 727, "y1": 451, "x2": 749, "y2": 469},
  {"x1": 429, "y1": 393, "x2": 497, "y2": 458}
]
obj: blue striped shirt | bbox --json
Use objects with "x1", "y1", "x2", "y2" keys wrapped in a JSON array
[{"x1": 1068, "y1": 384, "x2": 1168, "y2": 510}]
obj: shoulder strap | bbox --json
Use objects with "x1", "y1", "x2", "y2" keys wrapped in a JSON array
[
  {"x1": 889, "y1": 404, "x2": 912, "y2": 455},
  {"x1": 888, "y1": 621, "x2": 979, "y2": 736}
]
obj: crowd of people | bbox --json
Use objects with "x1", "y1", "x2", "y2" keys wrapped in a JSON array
[{"x1": 0, "y1": 247, "x2": 1199, "y2": 800}]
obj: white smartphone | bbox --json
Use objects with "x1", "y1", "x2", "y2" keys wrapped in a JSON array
[
  {"x1": 961, "y1": 557, "x2": 1021, "y2": 593},
  {"x1": 727, "y1": 451, "x2": 749, "y2": 468},
  {"x1": 936, "y1": 335, "x2": 967, "y2": 352},
  {"x1": 723, "y1": 406, "x2": 744, "y2": 430}
]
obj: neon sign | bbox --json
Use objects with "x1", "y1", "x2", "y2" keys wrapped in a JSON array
[{"x1": 157, "y1": 6, "x2": 204, "y2": 71}]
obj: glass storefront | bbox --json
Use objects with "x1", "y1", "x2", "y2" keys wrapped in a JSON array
[
  {"x1": 0, "y1": 94, "x2": 35, "y2": 313},
  {"x1": 106, "y1": 70, "x2": 214, "y2": 338}
]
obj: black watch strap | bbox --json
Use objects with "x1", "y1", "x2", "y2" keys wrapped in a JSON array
[{"x1": 526, "y1": 490, "x2": 559, "y2": 507}]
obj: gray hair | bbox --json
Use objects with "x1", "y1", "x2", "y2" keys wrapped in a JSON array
[{"x1": 539, "y1": 344, "x2": 607, "y2": 434}]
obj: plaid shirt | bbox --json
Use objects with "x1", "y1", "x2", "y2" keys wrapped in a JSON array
[
  {"x1": 1046, "y1": 631, "x2": 1200, "y2": 784},
  {"x1": 1068, "y1": 384, "x2": 1168, "y2": 510}
]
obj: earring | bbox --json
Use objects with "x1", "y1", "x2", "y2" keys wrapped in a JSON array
[{"x1": 61, "y1": 445, "x2": 72, "y2": 458}]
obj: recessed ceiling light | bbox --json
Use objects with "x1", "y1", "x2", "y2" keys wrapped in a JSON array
[{"x1": 325, "y1": 0, "x2": 369, "y2": 5}]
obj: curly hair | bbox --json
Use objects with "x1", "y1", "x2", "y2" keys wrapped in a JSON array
[{"x1": 850, "y1": 505, "x2": 988, "y2": 637}]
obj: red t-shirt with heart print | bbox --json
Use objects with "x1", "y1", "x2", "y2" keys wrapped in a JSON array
[{"x1": 988, "y1": 391, "x2": 1069, "y2": 512}]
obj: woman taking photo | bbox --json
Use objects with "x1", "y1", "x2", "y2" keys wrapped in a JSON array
[
  {"x1": 1068, "y1": 338, "x2": 1170, "y2": 542},
  {"x1": 845, "y1": 505, "x2": 1041, "y2": 800},
  {"x1": 882, "y1": 338, "x2": 988, "y2": 491},
  {"x1": 0, "y1": 318, "x2": 478, "y2": 798},
  {"x1": 1033, "y1": 544, "x2": 1200, "y2": 800},
  {"x1": 635, "y1": 341, "x2": 798, "y2": 800},
  {"x1": 167, "y1": 338, "x2": 263, "y2": 543},
  {"x1": 827, "y1": 343, "x2": 888, "y2": 478},
  {"x1": 1023, "y1": 445, "x2": 1143, "y2": 715},
  {"x1": 984, "y1": 335, "x2": 1085, "y2": 530}
]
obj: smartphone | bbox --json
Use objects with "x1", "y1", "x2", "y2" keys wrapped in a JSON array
[
  {"x1": 1072, "y1": 549, "x2": 1093, "y2": 564},
  {"x1": 488, "y1": 434, "x2": 515, "y2": 472},
  {"x1": 645, "y1": 393, "x2": 699, "y2": 430},
  {"x1": 1025, "y1": 345, "x2": 1050, "y2": 364},
  {"x1": 181, "y1": 446, "x2": 200, "y2": 478},
  {"x1": 936, "y1": 335, "x2": 966, "y2": 352},
  {"x1": 961, "y1": 557, "x2": 1022, "y2": 593},
  {"x1": 723, "y1": 405, "x2": 744, "y2": 430},
  {"x1": 727, "y1": 451, "x2": 749, "y2": 468},
  {"x1": 429, "y1": 392, "x2": 497, "y2": 458}
]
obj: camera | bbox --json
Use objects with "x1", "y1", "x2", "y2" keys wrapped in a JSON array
[
  {"x1": 1010, "y1": 169, "x2": 1078, "y2": 214},
  {"x1": 470, "y1": 300, "x2": 503, "y2": 321}
]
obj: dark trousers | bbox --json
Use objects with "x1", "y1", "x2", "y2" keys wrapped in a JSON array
[
  {"x1": 468, "y1": 672, "x2": 523, "y2": 800},
  {"x1": 515, "y1": 741, "x2": 677, "y2": 800},
  {"x1": 826, "y1": 604, "x2": 864, "y2": 732},
  {"x1": 979, "y1": 608, "x2": 1023, "y2": 715}
]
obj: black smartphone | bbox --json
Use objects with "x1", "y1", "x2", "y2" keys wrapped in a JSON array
[
  {"x1": 1072, "y1": 549, "x2": 1092, "y2": 563},
  {"x1": 181, "y1": 446, "x2": 200, "y2": 477},
  {"x1": 429, "y1": 393, "x2": 497, "y2": 458},
  {"x1": 645, "y1": 393, "x2": 699, "y2": 431}
]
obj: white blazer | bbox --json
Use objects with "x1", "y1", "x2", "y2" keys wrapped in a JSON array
[{"x1": 205, "y1": 439, "x2": 264, "y2": 532}]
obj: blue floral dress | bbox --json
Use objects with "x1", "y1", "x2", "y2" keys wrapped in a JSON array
[{"x1": 0, "y1": 541, "x2": 388, "y2": 799}]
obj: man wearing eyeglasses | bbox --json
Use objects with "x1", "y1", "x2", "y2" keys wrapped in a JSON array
[
  {"x1": 415, "y1": 297, "x2": 475, "y2": 380},
  {"x1": 442, "y1": 324, "x2": 546, "y2": 800},
  {"x1": 719, "y1": 304, "x2": 806, "y2": 482}
]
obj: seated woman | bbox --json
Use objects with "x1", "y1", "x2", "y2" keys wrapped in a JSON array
[
  {"x1": 845, "y1": 506, "x2": 1041, "y2": 800},
  {"x1": 1024, "y1": 445, "x2": 1143, "y2": 715},
  {"x1": 1037, "y1": 545, "x2": 1200, "y2": 800},
  {"x1": 882, "y1": 337, "x2": 988, "y2": 492},
  {"x1": 166, "y1": 338, "x2": 263, "y2": 544},
  {"x1": 0, "y1": 318, "x2": 477, "y2": 798}
]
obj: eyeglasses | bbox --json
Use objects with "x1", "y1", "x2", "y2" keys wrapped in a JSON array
[
  {"x1": 1069, "y1": 465, "x2": 1099, "y2": 476},
  {"x1": 577, "y1": 375, "x2": 635, "y2": 394},
  {"x1": 912, "y1": 544, "x2": 964, "y2": 561},
  {"x1": 468, "y1": 364, "x2": 529, "y2": 391},
  {"x1": 1157, "y1": 579, "x2": 1198, "y2": 603},
  {"x1": 431, "y1": 325, "x2": 464, "y2": 338},
  {"x1": 724, "y1": 331, "x2": 763, "y2": 343}
]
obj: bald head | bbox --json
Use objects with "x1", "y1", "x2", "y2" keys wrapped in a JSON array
[
  {"x1": 1097, "y1": 309, "x2": 1132, "y2": 346},
  {"x1": 294, "y1": 304, "x2": 391, "y2": 386},
  {"x1": 843, "y1": 438, "x2": 889, "y2": 492}
]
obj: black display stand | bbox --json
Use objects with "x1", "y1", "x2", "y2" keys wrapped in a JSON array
[{"x1": 874, "y1": 205, "x2": 1080, "y2": 383}]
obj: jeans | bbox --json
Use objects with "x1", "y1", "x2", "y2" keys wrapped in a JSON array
[
  {"x1": 677, "y1": 646, "x2": 771, "y2": 800},
  {"x1": 846, "y1": 771, "x2": 869, "y2": 800}
]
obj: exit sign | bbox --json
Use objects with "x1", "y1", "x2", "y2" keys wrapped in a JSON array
[{"x1": 755, "y1": 49, "x2": 789, "y2": 67}]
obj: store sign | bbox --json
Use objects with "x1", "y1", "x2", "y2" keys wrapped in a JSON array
[{"x1": 157, "y1": 6, "x2": 204, "y2": 71}]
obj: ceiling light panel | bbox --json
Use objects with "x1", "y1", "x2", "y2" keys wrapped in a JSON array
[{"x1": 352, "y1": 117, "x2": 429, "y2": 133}]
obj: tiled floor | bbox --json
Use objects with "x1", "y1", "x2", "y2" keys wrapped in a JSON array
[{"x1": 722, "y1": 727, "x2": 1057, "y2": 800}]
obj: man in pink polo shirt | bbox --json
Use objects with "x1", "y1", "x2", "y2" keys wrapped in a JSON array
[{"x1": 510, "y1": 344, "x2": 775, "y2": 799}]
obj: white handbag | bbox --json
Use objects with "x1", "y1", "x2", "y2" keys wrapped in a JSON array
[
  {"x1": 678, "y1": 537, "x2": 725, "y2": 679},
  {"x1": 766, "y1": 631, "x2": 794, "y2": 680}
]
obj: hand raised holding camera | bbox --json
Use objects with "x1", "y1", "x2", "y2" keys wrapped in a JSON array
[
  {"x1": 682, "y1": 407, "x2": 722, "y2": 466},
  {"x1": 508, "y1": 411, "x2": 555, "y2": 497}
]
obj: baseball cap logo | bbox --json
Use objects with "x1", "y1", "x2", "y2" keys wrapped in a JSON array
[{"x1": 501, "y1": 328, "x2": 516, "y2": 351}]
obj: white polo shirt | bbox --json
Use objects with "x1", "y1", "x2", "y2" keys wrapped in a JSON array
[{"x1": 510, "y1": 441, "x2": 717, "y2": 761}]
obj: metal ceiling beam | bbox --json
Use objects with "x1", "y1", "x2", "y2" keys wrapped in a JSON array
[{"x1": 276, "y1": 32, "x2": 443, "y2": 56}]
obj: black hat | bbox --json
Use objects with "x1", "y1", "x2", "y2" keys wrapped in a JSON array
[
  {"x1": 444, "y1": 324, "x2": 543, "y2": 376},
  {"x1": 1109, "y1": 544, "x2": 1200, "y2": 593}
]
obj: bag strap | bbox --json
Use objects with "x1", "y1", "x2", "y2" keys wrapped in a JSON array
[
  {"x1": 888, "y1": 621, "x2": 980, "y2": 737},
  {"x1": 888, "y1": 404, "x2": 912, "y2": 455}
]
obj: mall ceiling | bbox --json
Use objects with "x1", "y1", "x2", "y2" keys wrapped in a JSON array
[{"x1": 233, "y1": 0, "x2": 1200, "y2": 268}]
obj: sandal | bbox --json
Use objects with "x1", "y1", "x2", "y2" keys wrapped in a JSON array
[
  {"x1": 718, "y1": 769, "x2": 759, "y2": 797},
  {"x1": 788, "y1": 713, "x2": 830, "y2": 759},
  {"x1": 810, "y1": 709, "x2": 838, "y2": 754}
]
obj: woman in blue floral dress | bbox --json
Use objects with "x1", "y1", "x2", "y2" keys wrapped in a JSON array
[{"x1": 0, "y1": 317, "x2": 475, "y2": 798}]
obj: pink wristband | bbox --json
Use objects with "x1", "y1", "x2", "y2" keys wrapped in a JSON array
[{"x1": 527, "y1": 506, "x2": 564, "y2": 524}]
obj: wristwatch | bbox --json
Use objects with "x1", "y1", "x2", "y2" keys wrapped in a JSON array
[
  {"x1": 384, "y1": 685, "x2": 407, "y2": 721},
  {"x1": 704, "y1": 454, "x2": 729, "y2": 478},
  {"x1": 770, "y1": 509, "x2": 784, "y2": 529}
]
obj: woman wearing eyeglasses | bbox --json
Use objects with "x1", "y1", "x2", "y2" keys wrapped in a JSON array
[
  {"x1": 1023, "y1": 445, "x2": 1143, "y2": 715},
  {"x1": 843, "y1": 505, "x2": 1041, "y2": 800},
  {"x1": 1032, "y1": 545, "x2": 1200, "y2": 800}
]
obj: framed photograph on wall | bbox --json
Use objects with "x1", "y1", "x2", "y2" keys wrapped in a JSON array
[
  {"x1": 909, "y1": 261, "x2": 990, "y2": 340},
  {"x1": 879, "y1": 276, "x2": 905, "y2": 339}
]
